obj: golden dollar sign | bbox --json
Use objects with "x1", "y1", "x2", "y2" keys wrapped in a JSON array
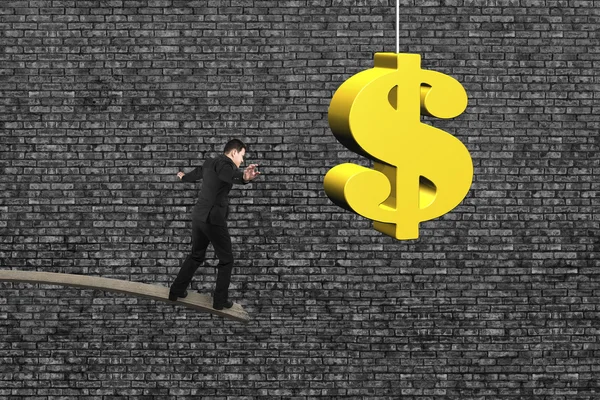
[{"x1": 323, "y1": 53, "x2": 473, "y2": 240}]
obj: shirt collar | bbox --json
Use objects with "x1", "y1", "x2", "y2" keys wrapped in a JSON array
[{"x1": 220, "y1": 153, "x2": 236, "y2": 166}]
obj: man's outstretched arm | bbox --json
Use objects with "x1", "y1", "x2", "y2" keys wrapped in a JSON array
[
  {"x1": 217, "y1": 163, "x2": 260, "y2": 185},
  {"x1": 177, "y1": 167, "x2": 203, "y2": 182}
]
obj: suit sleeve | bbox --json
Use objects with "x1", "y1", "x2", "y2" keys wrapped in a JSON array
[
  {"x1": 180, "y1": 166, "x2": 203, "y2": 182},
  {"x1": 217, "y1": 162, "x2": 249, "y2": 185}
]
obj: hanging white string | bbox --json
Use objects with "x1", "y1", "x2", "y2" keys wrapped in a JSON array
[{"x1": 396, "y1": 0, "x2": 399, "y2": 53}]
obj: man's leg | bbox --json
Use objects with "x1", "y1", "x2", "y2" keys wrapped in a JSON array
[
  {"x1": 199, "y1": 221, "x2": 234, "y2": 306},
  {"x1": 170, "y1": 218, "x2": 210, "y2": 297}
]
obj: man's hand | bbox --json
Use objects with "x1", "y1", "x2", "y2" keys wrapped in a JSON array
[
  {"x1": 177, "y1": 171, "x2": 185, "y2": 180},
  {"x1": 243, "y1": 164, "x2": 260, "y2": 182}
]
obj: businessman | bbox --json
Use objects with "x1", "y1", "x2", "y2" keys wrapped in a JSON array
[{"x1": 169, "y1": 139, "x2": 260, "y2": 310}]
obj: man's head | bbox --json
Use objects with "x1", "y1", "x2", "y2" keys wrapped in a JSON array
[{"x1": 223, "y1": 139, "x2": 246, "y2": 168}]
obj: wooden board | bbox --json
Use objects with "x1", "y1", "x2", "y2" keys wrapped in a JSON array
[{"x1": 0, "y1": 269, "x2": 250, "y2": 323}]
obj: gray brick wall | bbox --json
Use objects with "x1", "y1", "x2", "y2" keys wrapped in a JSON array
[{"x1": 1, "y1": 0, "x2": 599, "y2": 398}]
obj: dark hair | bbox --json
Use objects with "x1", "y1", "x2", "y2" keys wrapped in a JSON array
[{"x1": 223, "y1": 139, "x2": 246, "y2": 154}]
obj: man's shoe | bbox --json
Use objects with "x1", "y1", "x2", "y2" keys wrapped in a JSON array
[
  {"x1": 168, "y1": 290, "x2": 188, "y2": 301},
  {"x1": 213, "y1": 300, "x2": 233, "y2": 310}
]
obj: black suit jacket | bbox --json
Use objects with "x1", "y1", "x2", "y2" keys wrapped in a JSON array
[{"x1": 181, "y1": 154, "x2": 248, "y2": 226}]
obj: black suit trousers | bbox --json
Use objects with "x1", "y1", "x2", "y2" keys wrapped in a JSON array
[{"x1": 170, "y1": 218, "x2": 234, "y2": 305}]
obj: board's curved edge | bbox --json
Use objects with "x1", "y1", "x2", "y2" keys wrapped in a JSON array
[{"x1": 0, "y1": 269, "x2": 250, "y2": 323}]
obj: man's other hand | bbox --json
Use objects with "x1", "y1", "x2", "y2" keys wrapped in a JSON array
[
  {"x1": 243, "y1": 164, "x2": 260, "y2": 181},
  {"x1": 177, "y1": 172, "x2": 185, "y2": 180}
]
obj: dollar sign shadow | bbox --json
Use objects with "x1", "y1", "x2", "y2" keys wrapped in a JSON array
[{"x1": 323, "y1": 53, "x2": 473, "y2": 240}]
